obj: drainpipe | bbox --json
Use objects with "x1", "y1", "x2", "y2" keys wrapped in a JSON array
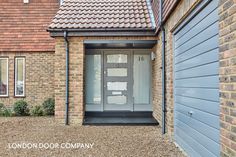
[
  {"x1": 64, "y1": 31, "x2": 69, "y2": 125},
  {"x1": 159, "y1": 0, "x2": 166, "y2": 134}
]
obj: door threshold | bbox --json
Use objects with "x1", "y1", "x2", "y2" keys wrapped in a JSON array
[
  {"x1": 83, "y1": 112, "x2": 159, "y2": 126},
  {"x1": 85, "y1": 111, "x2": 154, "y2": 117}
]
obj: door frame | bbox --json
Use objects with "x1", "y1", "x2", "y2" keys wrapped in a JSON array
[{"x1": 85, "y1": 49, "x2": 153, "y2": 112}]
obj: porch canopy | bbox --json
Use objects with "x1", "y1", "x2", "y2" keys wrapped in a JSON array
[{"x1": 48, "y1": 0, "x2": 156, "y2": 37}]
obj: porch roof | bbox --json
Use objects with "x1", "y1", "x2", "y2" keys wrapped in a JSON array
[{"x1": 48, "y1": 0, "x2": 156, "y2": 36}]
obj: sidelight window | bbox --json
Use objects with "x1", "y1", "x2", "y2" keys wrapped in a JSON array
[{"x1": 85, "y1": 55, "x2": 102, "y2": 104}]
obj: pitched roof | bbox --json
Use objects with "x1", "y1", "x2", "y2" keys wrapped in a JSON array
[
  {"x1": 48, "y1": 0, "x2": 155, "y2": 31},
  {"x1": 0, "y1": 0, "x2": 59, "y2": 52}
]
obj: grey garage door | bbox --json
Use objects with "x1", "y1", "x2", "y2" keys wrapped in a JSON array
[{"x1": 173, "y1": 0, "x2": 220, "y2": 157}]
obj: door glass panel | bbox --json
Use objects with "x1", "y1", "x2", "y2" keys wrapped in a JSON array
[
  {"x1": 85, "y1": 55, "x2": 101, "y2": 104},
  {"x1": 107, "y1": 68, "x2": 127, "y2": 77},
  {"x1": 107, "y1": 82, "x2": 127, "y2": 91},
  {"x1": 112, "y1": 91, "x2": 122, "y2": 95},
  {"x1": 107, "y1": 54, "x2": 127, "y2": 63},
  {"x1": 107, "y1": 95, "x2": 127, "y2": 104},
  {"x1": 133, "y1": 54, "x2": 150, "y2": 104}
]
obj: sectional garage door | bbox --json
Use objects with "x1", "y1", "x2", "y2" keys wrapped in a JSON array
[{"x1": 173, "y1": 0, "x2": 220, "y2": 157}]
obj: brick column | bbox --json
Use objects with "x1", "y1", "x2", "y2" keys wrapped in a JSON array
[
  {"x1": 54, "y1": 37, "x2": 85, "y2": 125},
  {"x1": 219, "y1": 0, "x2": 236, "y2": 156}
]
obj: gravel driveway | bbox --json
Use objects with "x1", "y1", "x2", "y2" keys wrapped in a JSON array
[{"x1": 0, "y1": 117, "x2": 184, "y2": 157}]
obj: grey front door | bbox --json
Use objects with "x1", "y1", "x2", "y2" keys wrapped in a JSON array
[{"x1": 103, "y1": 50, "x2": 132, "y2": 111}]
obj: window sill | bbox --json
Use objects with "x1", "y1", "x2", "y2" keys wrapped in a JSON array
[
  {"x1": 0, "y1": 96, "x2": 9, "y2": 98},
  {"x1": 14, "y1": 96, "x2": 26, "y2": 98}
]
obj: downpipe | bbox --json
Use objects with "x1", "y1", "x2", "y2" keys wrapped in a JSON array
[
  {"x1": 161, "y1": 26, "x2": 166, "y2": 134},
  {"x1": 159, "y1": 0, "x2": 166, "y2": 134},
  {"x1": 64, "y1": 31, "x2": 69, "y2": 125}
]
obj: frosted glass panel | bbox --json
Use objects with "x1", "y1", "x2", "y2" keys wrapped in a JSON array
[
  {"x1": 85, "y1": 55, "x2": 101, "y2": 104},
  {"x1": 107, "y1": 68, "x2": 127, "y2": 77},
  {"x1": 107, "y1": 82, "x2": 127, "y2": 91},
  {"x1": 133, "y1": 54, "x2": 150, "y2": 104},
  {"x1": 107, "y1": 95, "x2": 127, "y2": 104},
  {"x1": 107, "y1": 54, "x2": 127, "y2": 63},
  {"x1": 0, "y1": 59, "x2": 8, "y2": 96}
]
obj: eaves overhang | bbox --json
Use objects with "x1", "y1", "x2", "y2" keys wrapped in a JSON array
[{"x1": 47, "y1": 28, "x2": 156, "y2": 37}]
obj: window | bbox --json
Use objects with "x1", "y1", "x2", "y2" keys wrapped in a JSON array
[
  {"x1": 133, "y1": 54, "x2": 150, "y2": 104},
  {"x1": 0, "y1": 58, "x2": 8, "y2": 97},
  {"x1": 85, "y1": 55, "x2": 101, "y2": 104},
  {"x1": 15, "y1": 57, "x2": 25, "y2": 97}
]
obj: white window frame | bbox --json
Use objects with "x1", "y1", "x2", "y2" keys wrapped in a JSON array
[
  {"x1": 0, "y1": 58, "x2": 9, "y2": 97},
  {"x1": 15, "y1": 57, "x2": 25, "y2": 97}
]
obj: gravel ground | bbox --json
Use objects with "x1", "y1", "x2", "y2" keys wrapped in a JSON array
[{"x1": 0, "y1": 117, "x2": 184, "y2": 157}]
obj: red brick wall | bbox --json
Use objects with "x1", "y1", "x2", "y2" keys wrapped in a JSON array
[{"x1": 0, "y1": 0, "x2": 59, "y2": 52}]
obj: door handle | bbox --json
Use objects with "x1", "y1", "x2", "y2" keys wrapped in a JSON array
[{"x1": 188, "y1": 111, "x2": 193, "y2": 116}]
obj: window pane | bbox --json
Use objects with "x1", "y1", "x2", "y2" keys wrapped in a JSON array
[
  {"x1": 15, "y1": 58, "x2": 25, "y2": 96},
  {"x1": 85, "y1": 55, "x2": 101, "y2": 104},
  {"x1": 133, "y1": 54, "x2": 150, "y2": 104},
  {"x1": 107, "y1": 95, "x2": 127, "y2": 104},
  {"x1": 107, "y1": 54, "x2": 127, "y2": 63},
  {"x1": 107, "y1": 82, "x2": 127, "y2": 91},
  {"x1": 0, "y1": 59, "x2": 8, "y2": 96},
  {"x1": 107, "y1": 68, "x2": 127, "y2": 77}
]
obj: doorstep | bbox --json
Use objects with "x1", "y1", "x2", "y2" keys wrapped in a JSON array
[{"x1": 83, "y1": 112, "x2": 159, "y2": 126}]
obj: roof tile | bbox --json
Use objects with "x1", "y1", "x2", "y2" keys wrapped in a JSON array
[{"x1": 49, "y1": 0, "x2": 155, "y2": 30}]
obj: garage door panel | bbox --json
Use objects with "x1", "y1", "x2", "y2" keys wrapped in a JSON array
[
  {"x1": 175, "y1": 48, "x2": 218, "y2": 71},
  {"x1": 175, "y1": 9, "x2": 218, "y2": 49},
  {"x1": 175, "y1": 35, "x2": 219, "y2": 64},
  {"x1": 175, "y1": 95, "x2": 220, "y2": 114},
  {"x1": 175, "y1": 134, "x2": 201, "y2": 157},
  {"x1": 175, "y1": 119, "x2": 220, "y2": 156},
  {"x1": 175, "y1": 88, "x2": 219, "y2": 102},
  {"x1": 175, "y1": 0, "x2": 218, "y2": 41},
  {"x1": 175, "y1": 125, "x2": 216, "y2": 157},
  {"x1": 175, "y1": 22, "x2": 218, "y2": 57},
  {"x1": 174, "y1": 1, "x2": 219, "y2": 156},
  {"x1": 175, "y1": 75, "x2": 219, "y2": 88},
  {"x1": 175, "y1": 62, "x2": 219, "y2": 79},
  {"x1": 175, "y1": 112, "x2": 220, "y2": 142},
  {"x1": 175, "y1": 104, "x2": 219, "y2": 129}
]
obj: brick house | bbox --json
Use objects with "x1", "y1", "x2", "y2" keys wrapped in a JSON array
[
  {"x1": 1, "y1": 0, "x2": 236, "y2": 156},
  {"x1": 0, "y1": 0, "x2": 58, "y2": 107}
]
